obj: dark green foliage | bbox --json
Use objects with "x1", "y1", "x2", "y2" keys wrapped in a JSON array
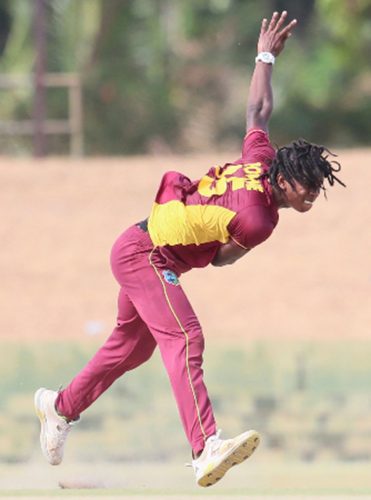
[
  {"x1": 1, "y1": 0, "x2": 371, "y2": 154},
  {"x1": 0, "y1": 0, "x2": 11, "y2": 56}
]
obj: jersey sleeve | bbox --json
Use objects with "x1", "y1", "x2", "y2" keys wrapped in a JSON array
[
  {"x1": 240, "y1": 128, "x2": 275, "y2": 165},
  {"x1": 227, "y1": 205, "x2": 275, "y2": 250}
]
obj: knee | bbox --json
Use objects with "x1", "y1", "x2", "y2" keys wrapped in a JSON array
[
  {"x1": 162, "y1": 335, "x2": 205, "y2": 376},
  {"x1": 141, "y1": 339, "x2": 157, "y2": 363},
  {"x1": 187, "y1": 337, "x2": 205, "y2": 369},
  {"x1": 128, "y1": 337, "x2": 156, "y2": 370},
  {"x1": 187, "y1": 328, "x2": 205, "y2": 353}
]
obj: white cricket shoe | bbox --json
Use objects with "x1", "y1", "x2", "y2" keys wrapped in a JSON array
[
  {"x1": 191, "y1": 429, "x2": 260, "y2": 487},
  {"x1": 34, "y1": 387, "x2": 75, "y2": 465}
]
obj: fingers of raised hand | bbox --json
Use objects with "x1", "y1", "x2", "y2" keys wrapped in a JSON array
[
  {"x1": 260, "y1": 17, "x2": 268, "y2": 35},
  {"x1": 259, "y1": 11, "x2": 297, "y2": 55},
  {"x1": 268, "y1": 11, "x2": 279, "y2": 32},
  {"x1": 266, "y1": 11, "x2": 297, "y2": 36},
  {"x1": 278, "y1": 19, "x2": 297, "y2": 39},
  {"x1": 273, "y1": 10, "x2": 288, "y2": 33}
]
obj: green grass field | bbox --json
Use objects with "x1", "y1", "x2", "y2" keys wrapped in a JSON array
[
  {"x1": 3, "y1": 340, "x2": 371, "y2": 464},
  {"x1": 3, "y1": 340, "x2": 371, "y2": 498}
]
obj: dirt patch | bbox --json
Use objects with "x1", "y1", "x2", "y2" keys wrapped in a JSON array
[
  {"x1": 0, "y1": 497, "x2": 366, "y2": 500},
  {"x1": 1, "y1": 459, "x2": 371, "y2": 497},
  {"x1": 0, "y1": 150, "x2": 369, "y2": 342}
]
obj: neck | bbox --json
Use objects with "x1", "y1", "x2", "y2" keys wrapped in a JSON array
[{"x1": 272, "y1": 186, "x2": 289, "y2": 209}]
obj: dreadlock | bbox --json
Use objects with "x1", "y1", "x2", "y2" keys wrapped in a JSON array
[{"x1": 264, "y1": 138, "x2": 346, "y2": 195}]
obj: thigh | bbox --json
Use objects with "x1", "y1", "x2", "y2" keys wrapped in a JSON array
[
  {"x1": 84, "y1": 288, "x2": 157, "y2": 376},
  {"x1": 115, "y1": 287, "x2": 157, "y2": 349},
  {"x1": 116, "y1": 286, "x2": 144, "y2": 329},
  {"x1": 122, "y1": 248, "x2": 203, "y2": 345}
]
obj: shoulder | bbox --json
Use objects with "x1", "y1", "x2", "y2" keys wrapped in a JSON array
[
  {"x1": 239, "y1": 128, "x2": 276, "y2": 165},
  {"x1": 155, "y1": 171, "x2": 192, "y2": 203}
]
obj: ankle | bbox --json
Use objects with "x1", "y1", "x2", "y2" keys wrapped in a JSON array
[{"x1": 54, "y1": 403, "x2": 70, "y2": 422}]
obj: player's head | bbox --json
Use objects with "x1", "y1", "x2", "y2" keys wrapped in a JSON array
[{"x1": 268, "y1": 138, "x2": 345, "y2": 212}]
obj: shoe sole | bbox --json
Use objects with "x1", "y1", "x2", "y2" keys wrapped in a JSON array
[{"x1": 197, "y1": 430, "x2": 260, "y2": 487}]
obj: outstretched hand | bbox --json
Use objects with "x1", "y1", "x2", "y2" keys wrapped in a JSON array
[{"x1": 257, "y1": 11, "x2": 297, "y2": 57}]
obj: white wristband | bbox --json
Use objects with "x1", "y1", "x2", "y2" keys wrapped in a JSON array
[{"x1": 255, "y1": 52, "x2": 275, "y2": 65}]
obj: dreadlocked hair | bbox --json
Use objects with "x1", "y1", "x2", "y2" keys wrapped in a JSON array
[{"x1": 264, "y1": 138, "x2": 346, "y2": 195}]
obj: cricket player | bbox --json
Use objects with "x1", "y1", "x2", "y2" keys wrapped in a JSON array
[{"x1": 34, "y1": 11, "x2": 345, "y2": 487}]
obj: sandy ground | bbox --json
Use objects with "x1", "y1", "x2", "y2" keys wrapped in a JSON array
[
  {"x1": 0, "y1": 149, "x2": 369, "y2": 343},
  {"x1": 2, "y1": 459, "x2": 371, "y2": 497},
  {"x1": 0, "y1": 497, "x2": 368, "y2": 500},
  {"x1": 0, "y1": 497, "x2": 367, "y2": 500}
]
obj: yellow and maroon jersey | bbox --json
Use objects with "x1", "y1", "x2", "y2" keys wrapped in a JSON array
[{"x1": 148, "y1": 129, "x2": 279, "y2": 273}]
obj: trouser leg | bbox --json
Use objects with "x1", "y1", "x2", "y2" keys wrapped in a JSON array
[
  {"x1": 122, "y1": 249, "x2": 217, "y2": 455},
  {"x1": 57, "y1": 289, "x2": 157, "y2": 420}
]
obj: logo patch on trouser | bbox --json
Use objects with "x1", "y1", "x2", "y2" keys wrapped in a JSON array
[{"x1": 162, "y1": 269, "x2": 180, "y2": 286}]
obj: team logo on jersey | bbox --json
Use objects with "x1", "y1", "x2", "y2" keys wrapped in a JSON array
[{"x1": 162, "y1": 270, "x2": 180, "y2": 286}]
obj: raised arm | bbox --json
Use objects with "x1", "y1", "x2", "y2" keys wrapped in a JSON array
[{"x1": 246, "y1": 11, "x2": 297, "y2": 133}]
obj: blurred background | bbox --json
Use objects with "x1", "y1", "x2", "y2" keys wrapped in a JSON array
[
  {"x1": 0, "y1": 0, "x2": 371, "y2": 156},
  {"x1": 0, "y1": 0, "x2": 371, "y2": 495}
]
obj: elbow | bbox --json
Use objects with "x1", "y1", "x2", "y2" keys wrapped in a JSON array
[
  {"x1": 211, "y1": 256, "x2": 224, "y2": 267},
  {"x1": 211, "y1": 252, "x2": 233, "y2": 267},
  {"x1": 247, "y1": 102, "x2": 263, "y2": 120},
  {"x1": 247, "y1": 102, "x2": 273, "y2": 130},
  {"x1": 211, "y1": 260, "x2": 232, "y2": 267},
  {"x1": 211, "y1": 261, "x2": 221, "y2": 267}
]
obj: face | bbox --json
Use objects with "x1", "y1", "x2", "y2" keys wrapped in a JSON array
[{"x1": 276, "y1": 174, "x2": 321, "y2": 212}]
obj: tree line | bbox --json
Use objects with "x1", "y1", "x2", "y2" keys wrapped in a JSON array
[{"x1": 0, "y1": 0, "x2": 370, "y2": 155}]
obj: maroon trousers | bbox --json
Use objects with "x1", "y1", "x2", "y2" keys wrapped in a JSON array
[{"x1": 56, "y1": 224, "x2": 216, "y2": 454}]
